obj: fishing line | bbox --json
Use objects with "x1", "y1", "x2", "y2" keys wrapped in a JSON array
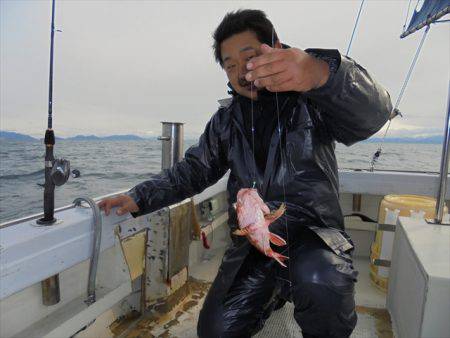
[
  {"x1": 250, "y1": 83, "x2": 257, "y2": 188},
  {"x1": 271, "y1": 29, "x2": 292, "y2": 290},
  {"x1": 274, "y1": 91, "x2": 291, "y2": 278},
  {"x1": 248, "y1": 33, "x2": 292, "y2": 290},
  {"x1": 370, "y1": 24, "x2": 430, "y2": 171}
]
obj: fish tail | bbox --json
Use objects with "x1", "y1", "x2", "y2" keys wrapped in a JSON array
[{"x1": 270, "y1": 251, "x2": 289, "y2": 268}]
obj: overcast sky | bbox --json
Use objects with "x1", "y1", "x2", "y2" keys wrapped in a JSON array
[{"x1": 1, "y1": 0, "x2": 449, "y2": 138}]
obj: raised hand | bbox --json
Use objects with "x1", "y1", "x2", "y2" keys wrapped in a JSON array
[{"x1": 245, "y1": 44, "x2": 330, "y2": 93}]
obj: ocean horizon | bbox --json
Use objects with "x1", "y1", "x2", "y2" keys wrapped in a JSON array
[{"x1": 0, "y1": 130, "x2": 445, "y2": 144}]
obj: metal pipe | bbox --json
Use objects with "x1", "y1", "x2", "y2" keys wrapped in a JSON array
[
  {"x1": 352, "y1": 194, "x2": 362, "y2": 212},
  {"x1": 41, "y1": 275, "x2": 60, "y2": 305},
  {"x1": 158, "y1": 122, "x2": 184, "y2": 170},
  {"x1": 73, "y1": 197, "x2": 102, "y2": 305},
  {"x1": 435, "y1": 83, "x2": 450, "y2": 224}
]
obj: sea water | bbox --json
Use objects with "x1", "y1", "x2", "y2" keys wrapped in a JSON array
[{"x1": 0, "y1": 140, "x2": 443, "y2": 223}]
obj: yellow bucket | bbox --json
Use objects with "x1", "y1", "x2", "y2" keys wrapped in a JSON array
[{"x1": 370, "y1": 194, "x2": 446, "y2": 292}]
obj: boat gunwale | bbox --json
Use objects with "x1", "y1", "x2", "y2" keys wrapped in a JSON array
[{"x1": 2, "y1": 169, "x2": 449, "y2": 229}]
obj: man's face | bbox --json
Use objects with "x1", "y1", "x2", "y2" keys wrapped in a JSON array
[{"x1": 220, "y1": 30, "x2": 262, "y2": 100}]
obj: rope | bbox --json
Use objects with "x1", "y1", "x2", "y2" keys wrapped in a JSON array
[
  {"x1": 346, "y1": 0, "x2": 365, "y2": 56},
  {"x1": 402, "y1": 0, "x2": 414, "y2": 33},
  {"x1": 370, "y1": 25, "x2": 431, "y2": 171},
  {"x1": 396, "y1": 25, "x2": 430, "y2": 108}
]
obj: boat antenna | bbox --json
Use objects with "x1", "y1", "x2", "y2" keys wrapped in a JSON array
[{"x1": 37, "y1": 0, "x2": 78, "y2": 225}]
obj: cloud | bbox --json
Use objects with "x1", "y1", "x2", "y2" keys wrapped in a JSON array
[{"x1": 1, "y1": 1, "x2": 448, "y2": 139}]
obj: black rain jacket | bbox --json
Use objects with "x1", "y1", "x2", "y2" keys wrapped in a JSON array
[{"x1": 128, "y1": 49, "x2": 392, "y2": 303}]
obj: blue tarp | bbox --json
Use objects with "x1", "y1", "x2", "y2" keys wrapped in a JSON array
[{"x1": 401, "y1": 0, "x2": 450, "y2": 38}]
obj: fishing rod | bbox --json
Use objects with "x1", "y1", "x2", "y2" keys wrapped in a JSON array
[{"x1": 37, "y1": 0, "x2": 79, "y2": 226}]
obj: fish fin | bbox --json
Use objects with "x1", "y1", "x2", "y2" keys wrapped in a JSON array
[
  {"x1": 264, "y1": 203, "x2": 286, "y2": 222},
  {"x1": 269, "y1": 232, "x2": 287, "y2": 246},
  {"x1": 270, "y1": 251, "x2": 289, "y2": 268},
  {"x1": 260, "y1": 202, "x2": 271, "y2": 215},
  {"x1": 233, "y1": 228, "x2": 248, "y2": 236}
]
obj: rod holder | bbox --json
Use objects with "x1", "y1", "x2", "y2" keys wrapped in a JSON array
[
  {"x1": 158, "y1": 122, "x2": 184, "y2": 170},
  {"x1": 42, "y1": 275, "x2": 60, "y2": 306}
]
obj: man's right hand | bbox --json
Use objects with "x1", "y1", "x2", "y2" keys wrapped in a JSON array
[{"x1": 98, "y1": 194, "x2": 140, "y2": 216}]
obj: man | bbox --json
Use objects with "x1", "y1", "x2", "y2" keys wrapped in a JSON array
[{"x1": 99, "y1": 9, "x2": 392, "y2": 338}]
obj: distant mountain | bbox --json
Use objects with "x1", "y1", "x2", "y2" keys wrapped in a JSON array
[
  {"x1": 365, "y1": 135, "x2": 443, "y2": 144},
  {"x1": 1, "y1": 130, "x2": 443, "y2": 144},
  {"x1": 0, "y1": 131, "x2": 147, "y2": 141},
  {"x1": 65, "y1": 134, "x2": 144, "y2": 141},
  {"x1": 61, "y1": 135, "x2": 98, "y2": 141},
  {"x1": 101, "y1": 134, "x2": 145, "y2": 141},
  {"x1": 0, "y1": 131, "x2": 37, "y2": 141}
]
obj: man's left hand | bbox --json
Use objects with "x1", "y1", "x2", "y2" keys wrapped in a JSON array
[{"x1": 245, "y1": 44, "x2": 330, "y2": 93}]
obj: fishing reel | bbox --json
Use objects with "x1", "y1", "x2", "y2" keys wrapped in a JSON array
[
  {"x1": 37, "y1": 159, "x2": 80, "y2": 187},
  {"x1": 50, "y1": 159, "x2": 80, "y2": 186},
  {"x1": 36, "y1": 151, "x2": 81, "y2": 225}
]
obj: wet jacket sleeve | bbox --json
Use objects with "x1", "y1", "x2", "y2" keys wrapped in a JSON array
[
  {"x1": 304, "y1": 49, "x2": 392, "y2": 146},
  {"x1": 126, "y1": 111, "x2": 228, "y2": 217}
]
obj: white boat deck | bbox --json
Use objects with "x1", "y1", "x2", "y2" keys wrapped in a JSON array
[{"x1": 116, "y1": 244, "x2": 392, "y2": 338}]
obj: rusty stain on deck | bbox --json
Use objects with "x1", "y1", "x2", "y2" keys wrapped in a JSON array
[
  {"x1": 356, "y1": 305, "x2": 393, "y2": 338},
  {"x1": 111, "y1": 278, "x2": 210, "y2": 338},
  {"x1": 112, "y1": 285, "x2": 393, "y2": 338}
]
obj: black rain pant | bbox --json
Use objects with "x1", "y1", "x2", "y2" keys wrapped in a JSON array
[{"x1": 197, "y1": 227, "x2": 358, "y2": 338}]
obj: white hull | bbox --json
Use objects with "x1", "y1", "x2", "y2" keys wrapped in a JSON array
[{"x1": 1, "y1": 169, "x2": 449, "y2": 337}]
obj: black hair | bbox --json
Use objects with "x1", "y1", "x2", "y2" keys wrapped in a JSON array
[{"x1": 213, "y1": 9, "x2": 278, "y2": 66}]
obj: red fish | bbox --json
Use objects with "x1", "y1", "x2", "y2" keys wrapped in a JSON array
[{"x1": 233, "y1": 188, "x2": 288, "y2": 267}]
